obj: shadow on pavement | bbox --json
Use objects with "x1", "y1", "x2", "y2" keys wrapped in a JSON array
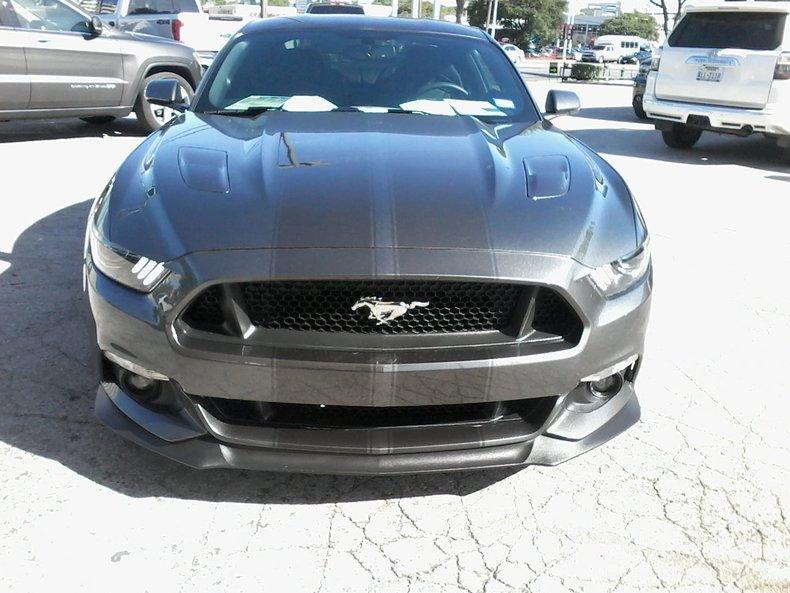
[
  {"x1": 0, "y1": 117, "x2": 146, "y2": 144},
  {"x1": 568, "y1": 105, "x2": 641, "y2": 123},
  {"x1": 566, "y1": 124, "x2": 790, "y2": 174},
  {"x1": 0, "y1": 201, "x2": 518, "y2": 503}
]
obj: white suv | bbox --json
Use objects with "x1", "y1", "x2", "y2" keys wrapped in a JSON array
[{"x1": 643, "y1": 2, "x2": 790, "y2": 154}]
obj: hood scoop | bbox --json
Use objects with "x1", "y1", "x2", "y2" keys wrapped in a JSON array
[
  {"x1": 523, "y1": 155, "x2": 571, "y2": 200},
  {"x1": 177, "y1": 147, "x2": 230, "y2": 194}
]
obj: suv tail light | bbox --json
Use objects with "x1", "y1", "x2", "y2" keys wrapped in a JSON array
[
  {"x1": 171, "y1": 18, "x2": 182, "y2": 42},
  {"x1": 650, "y1": 53, "x2": 661, "y2": 72},
  {"x1": 775, "y1": 52, "x2": 790, "y2": 80}
]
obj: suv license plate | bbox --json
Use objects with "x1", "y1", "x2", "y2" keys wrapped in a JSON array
[{"x1": 697, "y1": 67, "x2": 722, "y2": 82}]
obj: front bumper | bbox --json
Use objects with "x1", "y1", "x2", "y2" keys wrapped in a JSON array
[
  {"x1": 95, "y1": 380, "x2": 641, "y2": 474},
  {"x1": 87, "y1": 247, "x2": 651, "y2": 473}
]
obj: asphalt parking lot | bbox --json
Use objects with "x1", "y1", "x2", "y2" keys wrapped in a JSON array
[{"x1": 1, "y1": 82, "x2": 788, "y2": 593}]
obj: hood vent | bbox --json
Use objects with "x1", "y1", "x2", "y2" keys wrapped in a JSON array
[
  {"x1": 523, "y1": 155, "x2": 571, "y2": 200},
  {"x1": 177, "y1": 147, "x2": 230, "y2": 194}
]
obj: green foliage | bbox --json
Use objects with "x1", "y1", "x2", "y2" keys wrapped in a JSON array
[
  {"x1": 467, "y1": 0, "x2": 566, "y2": 46},
  {"x1": 570, "y1": 63, "x2": 599, "y2": 81},
  {"x1": 397, "y1": 0, "x2": 454, "y2": 18},
  {"x1": 599, "y1": 13, "x2": 658, "y2": 41}
]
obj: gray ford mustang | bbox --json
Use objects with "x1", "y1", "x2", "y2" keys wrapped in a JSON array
[{"x1": 84, "y1": 16, "x2": 652, "y2": 474}]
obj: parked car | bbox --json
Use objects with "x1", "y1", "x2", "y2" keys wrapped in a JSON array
[
  {"x1": 305, "y1": 2, "x2": 364, "y2": 14},
  {"x1": 643, "y1": 2, "x2": 790, "y2": 154},
  {"x1": 632, "y1": 61, "x2": 651, "y2": 119},
  {"x1": 501, "y1": 43, "x2": 525, "y2": 64},
  {"x1": 77, "y1": 0, "x2": 250, "y2": 69},
  {"x1": 582, "y1": 35, "x2": 646, "y2": 63},
  {"x1": 620, "y1": 49, "x2": 651, "y2": 65},
  {"x1": 0, "y1": 0, "x2": 201, "y2": 131},
  {"x1": 87, "y1": 17, "x2": 651, "y2": 474}
]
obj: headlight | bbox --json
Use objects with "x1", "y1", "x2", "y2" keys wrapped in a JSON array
[
  {"x1": 588, "y1": 240, "x2": 650, "y2": 297},
  {"x1": 86, "y1": 177, "x2": 169, "y2": 293},
  {"x1": 89, "y1": 228, "x2": 169, "y2": 292}
]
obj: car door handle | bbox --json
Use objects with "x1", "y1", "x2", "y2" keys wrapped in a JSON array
[
  {"x1": 156, "y1": 19, "x2": 170, "y2": 24},
  {"x1": 37, "y1": 38, "x2": 51, "y2": 43}
]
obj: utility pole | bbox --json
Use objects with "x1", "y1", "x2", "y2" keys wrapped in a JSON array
[
  {"x1": 485, "y1": 0, "x2": 493, "y2": 34},
  {"x1": 432, "y1": 0, "x2": 440, "y2": 20},
  {"x1": 260, "y1": 0, "x2": 267, "y2": 18},
  {"x1": 490, "y1": 0, "x2": 499, "y2": 39},
  {"x1": 560, "y1": 11, "x2": 573, "y2": 73},
  {"x1": 391, "y1": 0, "x2": 398, "y2": 16},
  {"x1": 411, "y1": 0, "x2": 420, "y2": 17}
]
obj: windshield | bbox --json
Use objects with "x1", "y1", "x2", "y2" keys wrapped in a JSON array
[
  {"x1": 592, "y1": 44, "x2": 611, "y2": 50},
  {"x1": 194, "y1": 29, "x2": 538, "y2": 122},
  {"x1": 669, "y1": 12, "x2": 787, "y2": 51}
]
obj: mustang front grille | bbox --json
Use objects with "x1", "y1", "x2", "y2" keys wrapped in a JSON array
[{"x1": 182, "y1": 280, "x2": 582, "y2": 341}]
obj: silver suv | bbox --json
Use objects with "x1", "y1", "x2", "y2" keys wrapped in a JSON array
[
  {"x1": 0, "y1": 0, "x2": 202, "y2": 131},
  {"x1": 644, "y1": 2, "x2": 790, "y2": 154}
]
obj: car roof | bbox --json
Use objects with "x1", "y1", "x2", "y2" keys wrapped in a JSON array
[
  {"x1": 240, "y1": 15, "x2": 491, "y2": 39},
  {"x1": 683, "y1": 1, "x2": 790, "y2": 13}
]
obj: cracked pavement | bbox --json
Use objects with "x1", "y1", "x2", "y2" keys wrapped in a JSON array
[{"x1": 0, "y1": 83, "x2": 788, "y2": 593}]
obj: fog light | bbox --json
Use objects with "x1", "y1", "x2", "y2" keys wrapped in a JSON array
[
  {"x1": 588, "y1": 373, "x2": 624, "y2": 399},
  {"x1": 119, "y1": 369, "x2": 162, "y2": 402}
]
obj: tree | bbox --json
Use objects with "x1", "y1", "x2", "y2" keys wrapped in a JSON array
[
  {"x1": 397, "y1": 0, "x2": 455, "y2": 18},
  {"x1": 455, "y1": 0, "x2": 464, "y2": 23},
  {"x1": 467, "y1": 0, "x2": 567, "y2": 46},
  {"x1": 648, "y1": 0, "x2": 686, "y2": 37},
  {"x1": 600, "y1": 13, "x2": 658, "y2": 41}
]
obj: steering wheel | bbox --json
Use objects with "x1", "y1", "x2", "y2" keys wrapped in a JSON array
[{"x1": 416, "y1": 81, "x2": 469, "y2": 100}]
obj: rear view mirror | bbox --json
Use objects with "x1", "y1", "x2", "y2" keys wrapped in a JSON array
[
  {"x1": 145, "y1": 79, "x2": 188, "y2": 112},
  {"x1": 545, "y1": 90, "x2": 581, "y2": 118}
]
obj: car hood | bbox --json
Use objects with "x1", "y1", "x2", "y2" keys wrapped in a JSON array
[{"x1": 105, "y1": 111, "x2": 641, "y2": 268}]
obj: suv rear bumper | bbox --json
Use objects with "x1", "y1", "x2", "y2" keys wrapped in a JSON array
[{"x1": 643, "y1": 93, "x2": 790, "y2": 137}]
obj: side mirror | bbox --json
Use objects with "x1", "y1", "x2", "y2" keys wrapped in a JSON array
[
  {"x1": 89, "y1": 15, "x2": 103, "y2": 36},
  {"x1": 145, "y1": 79, "x2": 188, "y2": 112},
  {"x1": 545, "y1": 90, "x2": 580, "y2": 118}
]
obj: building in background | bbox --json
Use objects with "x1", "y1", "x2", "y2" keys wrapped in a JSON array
[{"x1": 579, "y1": 2, "x2": 620, "y2": 18}]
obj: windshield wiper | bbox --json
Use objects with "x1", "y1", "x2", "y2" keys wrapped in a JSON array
[
  {"x1": 200, "y1": 106, "x2": 283, "y2": 117},
  {"x1": 384, "y1": 107, "x2": 431, "y2": 115},
  {"x1": 331, "y1": 106, "x2": 431, "y2": 115}
]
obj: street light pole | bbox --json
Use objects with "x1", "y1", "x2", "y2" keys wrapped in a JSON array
[
  {"x1": 432, "y1": 0, "x2": 440, "y2": 20},
  {"x1": 490, "y1": 0, "x2": 499, "y2": 39},
  {"x1": 391, "y1": 0, "x2": 398, "y2": 17},
  {"x1": 411, "y1": 0, "x2": 420, "y2": 18},
  {"x1": 260, "y1": 0, "x2": 267, "y2": 18}
]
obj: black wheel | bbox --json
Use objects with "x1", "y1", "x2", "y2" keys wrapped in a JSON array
[
  {"x1": 134, "y1": 71, "x2": 194, "y2": 133},
  {"x1": 632, "y1": 94, "x2": 647, "y2": 120},
  {"x1": 80, "y1": 116, "x2": 116, "y2": 125},
  {"x1": 661, "y1": 124, "x2": 702, "y2": 149}
]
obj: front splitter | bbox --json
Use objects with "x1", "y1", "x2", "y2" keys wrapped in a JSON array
[{"x1": 95, "y1": 385, "x2": 640, "y2": 475}]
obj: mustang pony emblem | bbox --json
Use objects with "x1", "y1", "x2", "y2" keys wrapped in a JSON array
[{"x1": 351, "y1": 297, "x2": 429, "y2": 325}]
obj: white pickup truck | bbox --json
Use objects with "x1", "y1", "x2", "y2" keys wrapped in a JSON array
[{"x1": 78, "y1": 0, "x2": 251, "y2": 69}]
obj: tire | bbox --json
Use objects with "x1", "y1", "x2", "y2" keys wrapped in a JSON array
[
  {"x1": 662, "y1": 124, "x2": 702, "y2": 149},
  {"x1": 134, "y1": 71, "x2": 194, "y2": 133},
  {"x1": 632, "y1": 94, "x2": 647, "y2": 120},
  {"x1": 80, "y1": 116, "x2": 116, "y2": 125}
]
